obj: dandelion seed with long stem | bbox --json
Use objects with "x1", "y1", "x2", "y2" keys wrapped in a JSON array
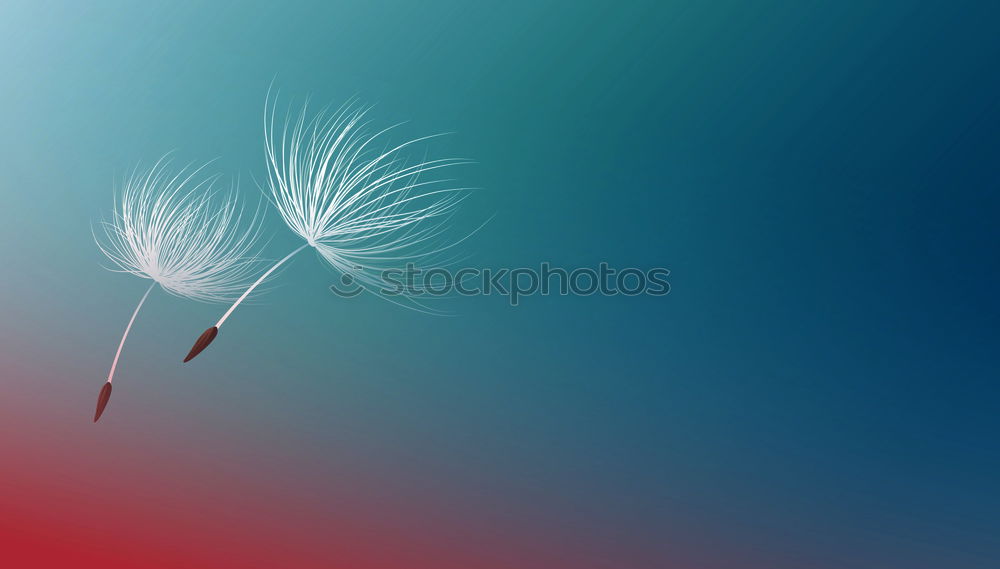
[
  {"x1": 184, "y1": 94, "x2": 476, "y2": 361},
  {"x1": 94, "y1": 157, "x2": 264, "y2": 421}
]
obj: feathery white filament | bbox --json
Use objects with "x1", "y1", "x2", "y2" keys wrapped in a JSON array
[
  {"x1": 203, "y1": 95, "x2": 476, "y2": 334},
  {"x1": 95, "y1": 157, "x2": 265, "y2": 303},
  {"x1": 263, "y1": 94, "x2": 473, "y2": 294}
]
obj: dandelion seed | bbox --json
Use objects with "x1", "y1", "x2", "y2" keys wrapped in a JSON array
[
  {"x1": 93, "y1": 157, "x2": 264, "y2": 421},
  {"x1": 183, "y1": 92, "x2": 476, "y2": 361}
]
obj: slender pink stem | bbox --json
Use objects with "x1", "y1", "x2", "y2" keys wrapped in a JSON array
[
  {"x1": 215, "y1": 243, "x2": 309, "y2": 328},
  {"x1": 108, "y1": 282, "x2": 156, "y2": 383}
]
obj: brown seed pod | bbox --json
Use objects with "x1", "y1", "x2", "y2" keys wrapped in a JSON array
[
  {"x1": 94, "y1": 382, "x2": 113, "y2": 422},
  {"x1": 184, "y1": 326, "x2": 218, "y2": 362}
]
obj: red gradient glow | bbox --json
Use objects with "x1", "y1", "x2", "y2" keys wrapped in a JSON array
[{"x1": 0, "y1": 357, "x2": 673, "y2": 569}]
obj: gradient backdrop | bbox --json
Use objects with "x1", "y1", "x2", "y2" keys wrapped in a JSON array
[{"x1": 2, "y1": 1, "x2": 999, "y2": 568}]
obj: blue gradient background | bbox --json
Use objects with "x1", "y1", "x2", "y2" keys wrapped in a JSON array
[{"x1": 1, "y1": 1, "x2": 999, "y2": 568}]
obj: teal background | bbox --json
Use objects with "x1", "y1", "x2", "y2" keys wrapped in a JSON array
[{"x1": 1, "y1": 2, "x2": 999, "y2": 568}]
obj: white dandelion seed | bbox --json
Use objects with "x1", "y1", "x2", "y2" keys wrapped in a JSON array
[
  {"x1": 93, "y1": 156, "x2": 265, "y2": 421},
  {"x1": 183, "y1": 93, "x2": 476, "y2": 362}
]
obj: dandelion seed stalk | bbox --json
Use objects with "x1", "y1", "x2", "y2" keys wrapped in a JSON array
[
  {"x1": 94, "y1": 282, "x2": 156, "y2": 422},
  {"x1": 217, "y1": 243, "x2": 309, "y2": 328},
  {"x1": 184, "y1": 243, "x2": 308, "y2": 362}
]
